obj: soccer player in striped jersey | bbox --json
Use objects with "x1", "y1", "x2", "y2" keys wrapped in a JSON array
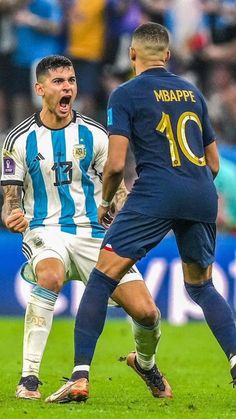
[{"x1": 1, "y1": 55, "x2": 171, "y2": 401}]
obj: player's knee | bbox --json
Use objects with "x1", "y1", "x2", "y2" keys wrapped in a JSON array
[
  {"x1": 37, "y1": 269, "x2": 64, "y2": 293},
  {"x1": 135, "y1": 305, "x2": 159, "y2": 327},
  {"x1": 182, "y1": 261, "x2": 212, "y2": 283}
]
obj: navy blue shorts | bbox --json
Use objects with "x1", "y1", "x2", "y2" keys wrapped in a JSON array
[{"x1": 102, "y1": 210, "x2": 216, "y2": 268}]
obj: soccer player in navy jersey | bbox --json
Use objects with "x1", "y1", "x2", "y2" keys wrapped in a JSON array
[
  {"x1": 1, "y1": 55, "x2": 170, "y2": 401},
  {"x1": 51, "y1": 22, "x2": 236, "y2": 402}
]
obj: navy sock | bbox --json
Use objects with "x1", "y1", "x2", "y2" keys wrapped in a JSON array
[
  {"x1": 74, "y1": 268, "x2": 118, "y2": 366},
  {"x1": 71, "y1": 370, "x2": 89, "y2": 381},
  {"x1": 185, "y1": 279, "x2": 236, "y2": 358}
]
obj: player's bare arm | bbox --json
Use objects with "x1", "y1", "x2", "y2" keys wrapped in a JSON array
[
  {"x1": 100, "y1": 180, "x2": 129, "y2": 230},
  {"x1": 98, "y1": 135, "x2": 129, "y2": 225},
  {"x1": 1, "y1": 185, "x2": 28, "y2": 233},
  {"x1": 113, "y1": 179, "x2": 128, "y2": 212},
  {"x1": 205, "y1": 141, "x2": 219, "y2": 179}
]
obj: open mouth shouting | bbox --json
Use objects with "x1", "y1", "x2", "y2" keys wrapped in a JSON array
[{"x1": 59, "y1": 95, "x2": 72, "y2": 114}]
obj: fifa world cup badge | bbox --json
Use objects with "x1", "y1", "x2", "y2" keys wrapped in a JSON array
[
  {"x1": 3, "y1": 157, "x2": 15, "y2": 175},
  {"x1": 73, "y1": 144, "x2": 86, "y2": 160}
]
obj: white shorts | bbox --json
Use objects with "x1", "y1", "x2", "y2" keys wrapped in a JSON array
[{"x1": 22, "y1": 227, "x2": 143, "y2": 287}]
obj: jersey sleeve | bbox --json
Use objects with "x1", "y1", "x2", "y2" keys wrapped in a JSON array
[
  {"x1": 107, "y1": 86, "x2": 134, "y2": 139},
  {"x1": 1, "y1": 136, "x2": 26, "y2": 186},
  {"x1": 200, "y1": 94, "x2": 216, "y2": 147}
]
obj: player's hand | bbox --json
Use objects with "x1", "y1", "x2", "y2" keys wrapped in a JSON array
[
  {"x1": 5, "y1": 208, "x2": 28, "y2": 233},
  {"x1": 98, "y1": 203, "x2": 116, "y2": 229}
]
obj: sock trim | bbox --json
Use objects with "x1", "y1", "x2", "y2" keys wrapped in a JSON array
[
  {"x1": 32, "y1": 285, "x2": 58, "y2": 303},
  {"x1": 184, "y1": 278, "x2": 213, "y2": 288},
  {"x1": 93, "y1": 268, "x2": 118, "y2": 289},
  {"x1": 132, "y1": 318, "x2": 160, "y2": 331},
  {"x1": 73, "y1": 365, "x2": 90, "y2": 373}
]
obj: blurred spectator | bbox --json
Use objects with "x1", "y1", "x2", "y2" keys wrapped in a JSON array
[
  {"x1": 0, "y1": 1, "x2": 28, "y2": 230},
  {"x1": 202, "y1": 0, "x2": 236, "y2": 44},
  {"x1": 166, "y1": 0, "x2": 207, "y2": 62},
  {"x1": 202, "y1": 0, "x2": 236, "y2": 64},
  {"x1": 215, "y1": 156, "x2": 236, "y2": 233},
  {"x1": 140, "y1": 0, "x2": 170, "y2": 24},
  {"x1": 207, "y1": 64, "x2": 236, "y2": 145},
  {"x1": 98, "y1": 1, "x2": 143, "y2": 123},
  {"x1": 0, "y1": 0, "x2": 28, "y2": 132},
  {"x1": 104, "y1": 0, "x2": 142, "y2": 74},
  {"x1": 57, "y1": 0, "x2": 74, "y2": 55},
  {"x1": 202, "y1": 37, "x2": 236, "y2": 63},
  {"x1": 11, "y1": 0, "x2": 63, "y2": 125},
  {"x1": 163, "y1": 0, "x2": 210, "y2": 90},
  {"x1": 66, "y1": 0, "x2": 107, "y2": 118}
]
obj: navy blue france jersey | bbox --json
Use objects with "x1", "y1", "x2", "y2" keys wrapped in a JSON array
[{"x1": 107, "y1": 68, "x2": 218, "y2": 222}]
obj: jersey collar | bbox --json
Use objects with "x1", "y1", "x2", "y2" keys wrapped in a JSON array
[
  {"x1": 140, "y1": 67, "x2": 169, "y2": 76},
  {"x1": 35, "y1": 110, "x2": 77, "y2": 129}
]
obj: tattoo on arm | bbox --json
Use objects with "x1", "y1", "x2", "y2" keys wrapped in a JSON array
[
  {"x1": 113, "y1": 180, "x2": 128, "y2": 212},
  {"x1": 1, "y1": 185, "x2": 22, "y2": 222}
]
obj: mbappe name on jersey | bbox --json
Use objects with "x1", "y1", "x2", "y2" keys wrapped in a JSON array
[{"x1": 154, "y1": 89, "x2": 196, "y2": 103}]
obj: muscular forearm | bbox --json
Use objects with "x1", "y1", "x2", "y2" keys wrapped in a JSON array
[
  {"x1": 113, "y1": 179, "x2": 128, "y2": 211},
  {"x1": 1, "y1": 185, "x2": 28, "y2": 232},
  {"x1": 102, "y1": 162, "x2": 124, "y2": 204},
  {"x1": 1, "y1": 185, "x2": 22, "y2": 225}
]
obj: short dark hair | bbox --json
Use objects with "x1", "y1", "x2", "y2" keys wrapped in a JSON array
[
  {"x1": 36, "y1": 55, "x2": 73, "y2": 81},
  {"x1": 132, "y1": 22, "x2": 169, "y2": 49}
]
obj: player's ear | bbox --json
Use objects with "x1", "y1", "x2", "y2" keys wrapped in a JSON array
[
  {"x1": 35, "y1": 82, "x2": 44, "y2": 97},
  {"x1": 130, "y1": 47, "x2": 136, "y2": 62},
  {"x1": 165, "y1": 50, "x2": 171, "y2": 63}
]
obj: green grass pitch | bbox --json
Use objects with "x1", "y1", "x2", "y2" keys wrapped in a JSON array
[{"x1": 1, "y1": 317, "x2": 236, "y2": 419}]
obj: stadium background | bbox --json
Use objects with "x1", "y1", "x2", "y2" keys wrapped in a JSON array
[{"x1": 0, "y1": 0, "x2": 236, "y2": 322}]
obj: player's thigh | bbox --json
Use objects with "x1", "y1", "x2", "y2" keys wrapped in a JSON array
[
  {"x1": 68, "y1": 237, "x2": 127, "y2": 307},
  {"x1": 174, "y1": 220, "x2": 216, "y2": 282},
  {"x1": 112, "y1": 276, "x2": 159, "y2": 326},
  {"x1": 68, "y1": 236, "x2": 156, "y2": 316},
  {"x1": 23, "y1": 228, "x2": 70, "y2": 284},
  {"x1": 100, "y1": 210, "x2": 173, "y2": 277},
  {"x1": 67, "y1": 236, "x2": 102, "y2": 285}
]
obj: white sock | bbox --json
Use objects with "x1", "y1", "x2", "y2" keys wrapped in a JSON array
[
  {"x1": 22, "y1": 288, "x2": 57, "y2": 378},
  {"x1": 132, "y1": 319, "x2": 161, "y2": 371},
  {"x1": 230, "y1": 355, "x2": 236, "y2": 369}
]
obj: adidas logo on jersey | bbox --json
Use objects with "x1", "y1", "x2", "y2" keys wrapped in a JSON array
[{"x1": 33, "y1": 153, "x2": 45, "y2": 162}]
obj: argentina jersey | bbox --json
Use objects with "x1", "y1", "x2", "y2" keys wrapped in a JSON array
[{"x1": 1, "y1": 111, "x2": 107, "y2": 238}]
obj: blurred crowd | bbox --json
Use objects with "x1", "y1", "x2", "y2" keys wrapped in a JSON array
[{"x1": 0, "y1": 0, "x2": 236, "y2": 232}]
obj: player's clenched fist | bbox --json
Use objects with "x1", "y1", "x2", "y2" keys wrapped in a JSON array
[{"x1": 5, "y1": 208, "x2": 28, "y2": 233}]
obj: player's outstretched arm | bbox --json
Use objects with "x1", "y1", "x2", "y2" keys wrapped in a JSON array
[{"x1": 1, "y1": 185, "x2": 28, "y2": 233}]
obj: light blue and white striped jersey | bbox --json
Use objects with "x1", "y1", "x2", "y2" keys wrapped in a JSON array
[{"x1": 1, "y1": 111, "x2": 108, "y2": 238}]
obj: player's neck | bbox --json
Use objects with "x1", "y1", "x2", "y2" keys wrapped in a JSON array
[
  {"x1": 39, "y1": 109, "x2": 74, "y2": 129},
  {"x1": 135, "y1": 61, "x2": 166, "y2": 76}
]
